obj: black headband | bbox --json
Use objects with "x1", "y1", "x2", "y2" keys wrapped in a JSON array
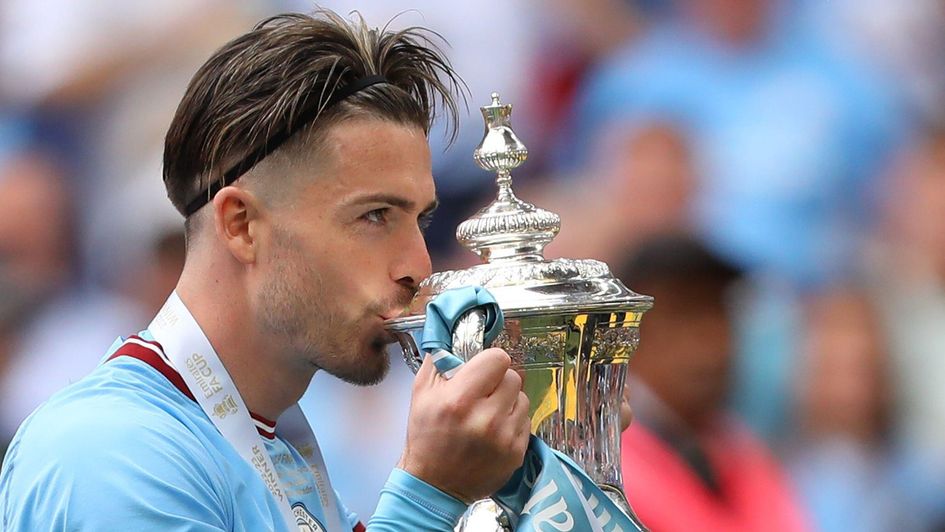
[{"x1": 183, "y1": 74, "x2": 389, "y2": 217}]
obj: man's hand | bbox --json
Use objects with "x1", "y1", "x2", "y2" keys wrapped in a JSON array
[{"x1": 398, "y1": 348, "x2": 530, "y2": 503}]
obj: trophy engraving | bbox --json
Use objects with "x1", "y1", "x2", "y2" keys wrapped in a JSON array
[{"x1": 386, "y1": 94, "x2": 653, "y2": 531}]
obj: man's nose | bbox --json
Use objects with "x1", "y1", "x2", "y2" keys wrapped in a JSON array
[{"x1": 391, "y1": 225, "x2": 432, "y2": 291}]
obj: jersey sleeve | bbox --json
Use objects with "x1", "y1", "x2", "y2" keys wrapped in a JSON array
[
  {"x1": 368, "y1": 468, "x2": 468, "y2": 530},
  {"x1": 1, "y1": 402, "x2": 233, "y2": 531}
]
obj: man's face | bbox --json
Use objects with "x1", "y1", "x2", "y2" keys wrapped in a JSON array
[
  {"x1": 633, "y1": 282, "x2": 733, "y2": 429},
  {"x1": 253, "y1": 119, "x2": 436, "y2": 385},
  {"x1": 687, "y1": 0, "x2": 769, "y2": 45}
]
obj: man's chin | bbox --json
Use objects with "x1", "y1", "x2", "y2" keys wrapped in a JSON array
[
  {"x1": 341, "y1": 364, "x2": 389, "y2": 387},
  {"x1": 334, "y1": 341, "x2": 391, "y2": 386}
]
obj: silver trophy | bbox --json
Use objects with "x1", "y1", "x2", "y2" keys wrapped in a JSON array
[{"x1": 386, "y1": 93, "x2": 652, "y2": 531}]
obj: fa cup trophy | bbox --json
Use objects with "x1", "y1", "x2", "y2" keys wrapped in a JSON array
[{"x1": 386, "y1": 93, "x2": 652, "y2": 531}]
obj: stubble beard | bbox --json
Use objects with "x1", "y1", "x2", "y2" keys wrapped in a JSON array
[{"x1": 257, "y1": 232, "x2": 391, "y2": 386}]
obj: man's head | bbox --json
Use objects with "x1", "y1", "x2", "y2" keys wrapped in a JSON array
[
  {"x1": 685, "y1": 0, "x2": 772, "y2": 46},
  {"x1": 162, "y1": 10, "x2": 463, "y2": 385},
  {"x1": 796, "y1": 288, "x2": 892, "y2": 443},
  {"x1": 619, "y1": 234, "x2": 742, "y2": 430}
]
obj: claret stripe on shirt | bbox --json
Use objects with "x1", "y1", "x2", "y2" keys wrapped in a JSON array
[{"x1": 107, "y1": 336, "x2": 276, "y2": 439}]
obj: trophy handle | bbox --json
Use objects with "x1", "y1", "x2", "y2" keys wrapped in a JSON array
[
  {"x1": 451, "y1": 308, "x2": 487, "y2": 361},
  {"x1": 397, "y1": 332, "x2": 424, "y2": 374},
  {"x1": 394, "y1": 307, "x2": 489, "y2": 375}
]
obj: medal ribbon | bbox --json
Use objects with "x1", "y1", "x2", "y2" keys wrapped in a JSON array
[{"x1": 148, "y1": 292, "x2": 346, "y2": 532}]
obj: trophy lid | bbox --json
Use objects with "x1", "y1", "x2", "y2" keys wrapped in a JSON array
[{"x1": 386, "y1": 93, "x2": 652, "y2": 331}]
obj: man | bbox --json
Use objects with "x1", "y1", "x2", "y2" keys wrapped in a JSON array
[
  {"x1": 617, "y1": 234, "x2": 809, "y2": 532},
  {"x1": 0, "y1": 10, "x2": 532, "y2": 531}
]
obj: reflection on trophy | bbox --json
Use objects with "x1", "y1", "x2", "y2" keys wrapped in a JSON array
[{"x1": 386, "y1": 93, "x2": 653, "y2": 531}]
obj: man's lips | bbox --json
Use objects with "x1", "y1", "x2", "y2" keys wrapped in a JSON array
[
  {"x1": 371, "y1": 315, "x2": 399, "y2": 345},
  {"x1": 377, "y1": 287, "x2": 416, "y2": 321},
  {"x1": 376, "y1": 329, "x2": 397, "y2": 346},
  {"x1": 378, "y1": 300, "x2": 413, "y2": 321}
]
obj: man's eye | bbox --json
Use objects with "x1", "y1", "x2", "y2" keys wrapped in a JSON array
[{"x1": 361, "y1": 208, "x2": 389, "y2": 225}]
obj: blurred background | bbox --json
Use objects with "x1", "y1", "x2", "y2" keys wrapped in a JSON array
[{"x1": 1, "y1": 0, "x2": 944, "y2": 530}]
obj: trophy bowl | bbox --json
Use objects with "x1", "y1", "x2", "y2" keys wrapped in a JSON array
[{"x1": 385, "y1": 94, "x2": 652, "y2": 531}]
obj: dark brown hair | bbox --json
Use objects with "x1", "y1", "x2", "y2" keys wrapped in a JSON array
[{"x1": 163, "y1": 9, "x2": 464, "y2": 221}]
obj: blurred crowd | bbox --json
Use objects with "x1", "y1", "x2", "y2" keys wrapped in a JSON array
[{"x1": 2, "y1": 0, "x2": 945, "y2": 530}]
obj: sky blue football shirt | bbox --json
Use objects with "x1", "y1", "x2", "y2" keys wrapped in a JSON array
[{"x1": 0, "y1": 332, "x2": 467, "y2": 531}]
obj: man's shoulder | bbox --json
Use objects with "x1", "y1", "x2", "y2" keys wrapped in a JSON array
[
  {"x1": 10, "y1": 357, "x2": 214, "y2": 465},
  {"x1": 1, "y1": 355, "x2": 226, "y2": 493},
  {"x1": 1, "y1": 359, "x2": 233, "y2": 530}
]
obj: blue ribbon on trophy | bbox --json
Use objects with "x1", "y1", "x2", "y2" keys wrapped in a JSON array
[{"x1": 421, "y1": 286, "x2": 646, "y2": 532}]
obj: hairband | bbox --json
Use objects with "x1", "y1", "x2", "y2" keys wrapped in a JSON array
[{"x1": 183, "y1": 74, "x2": 389, "y2": 217}]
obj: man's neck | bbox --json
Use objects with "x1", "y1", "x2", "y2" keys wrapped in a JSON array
[{"x1": 175, "y1": 269, "x2": 315, "y2": 421}]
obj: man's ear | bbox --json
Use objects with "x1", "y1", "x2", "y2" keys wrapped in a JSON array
[{"x1": 211, "y1": 186, "x2": 263, "y2": 264}]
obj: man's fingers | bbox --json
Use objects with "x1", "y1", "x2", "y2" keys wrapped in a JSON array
[
  {"x1": 512, "y1": 392, "x2": 532, "y2": 450},
  {"x1": 507, "y1": 391, "x2": 531, "y2": 461},
  {"x1": 483, "y1": 369, "x2": 523, "y2": 414},
  {"x1": 450, "y1": 348, "x2": 512, "y2": 397},
  {"x1": 513, "y1": 391, "x2": 530, "y2": 432},
  {"x1": 412, "y1": 352, "x2": 438, "y2": 390}
]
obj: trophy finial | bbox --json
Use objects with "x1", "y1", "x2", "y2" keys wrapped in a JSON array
[
  {"x1": 458, "y1": 93, "x2": 560, "y2": 262},
  {"x1": 473, "y1": 92, "x2": 527, "y2": 179}
]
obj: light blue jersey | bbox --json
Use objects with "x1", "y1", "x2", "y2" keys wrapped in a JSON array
[{"x1": 0, "y1": 333, "x2": 467, "y2": 530}]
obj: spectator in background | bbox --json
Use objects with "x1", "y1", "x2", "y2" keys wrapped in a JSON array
[
  {"x1": 0, "y1": 137, "x2": 187, "y2": 445},
  {"x1": 562, "y1": 0, "x2": 908, "y2": 443},
  {"x1": 0, "y1": 0, "x2": 253, "y2": 451},
  {"x1": 857, "y1": 123, "x2": 945, "y2": 530},
  {"x1": 800, "y1": 0, "x2": 945, "y2": 126},
  {"x1": 789, "y1": 287, "x2": 945, "y2": 531},
  {"x1": 869, "y1": 124, "x2": 945, "y2": 457},
  {"x1": 0, "y1": 0, "x2": 260, "y2": 285},
  {"x1": 0, "y1": 147, "x2": 71, "y2": 316},
  {"x1": 539, "y1": 120, "x2": 694, "y2": 266},
  {"x1": 618, "y1": 234, "x2": 809, "y2": 532},
  {"x1": 565, "y1": 0, "x2": 903, "y2": 286},
  {"x1": 0, "y1": 141, "x2": 73, "y2": 452}
]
